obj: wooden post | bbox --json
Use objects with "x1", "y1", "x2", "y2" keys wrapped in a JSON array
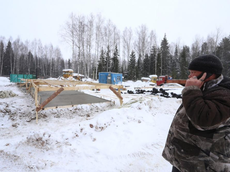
[
  {"x1": 118, "y1": 88, "x2": 123, "y2": 105},
  {"x1": 35, "y1": 86, "x2": 38, "y2": 107},
  {"x1": 109, "y1": 86, "x2": 123, "y2": 106},
  {"x1": 36, "y1": 111, "x2": 38, "y2": 123}
]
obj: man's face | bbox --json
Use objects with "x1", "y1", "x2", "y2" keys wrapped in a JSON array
[{"x1": 188, "y1": 70, "x2": 203, "y2": 79}]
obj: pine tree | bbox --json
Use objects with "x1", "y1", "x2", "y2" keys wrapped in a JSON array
[
  {"x1": 160, "y1": 34, "x2": 170, "y2": 75},
  {"x1": 98, "y1": 48, "x2": 106, "y2": 73},
  {"x1": 28, "y1": 51, "x2": 35, "y2": 74},
  {"x1": 136, "y1": 54, "x2": 143, "y2": 80},
  {"x1": 149, "y1": 46, "x2": 157, "y2": 75},
  {"x1": 3, "y1": 41, "x2": 14, "y2": 75},
  {"x1": 111, "y1": 45, "x2": 119, "y2": 72},
  {"x1": 156, "y1": 48, "x2": 161, "y2": 76},
  {"x1": 67, "y1": 59, "x2": 71, "y2": 69},
  {"x1": 216, "y1": 36, "x2": 230, "y2": 76},
  {"x1": 142, "y1": 53, "x2": 150, "y2": 77},
  {"x1": 172, "y1": 46, "x2": 179, "y2": 79},
  {"x1": 128, "y1": 50, "x2": 136, "y2": 80},
  {"x1": 19, "y1": 54, "x2": 26, "y2": 74},
  {"x1": 0, "y1": 41, "x2": 4, "y2": 75},
  {"x1": 179, "y1": 46, "x2": 190, "y2": 79}
]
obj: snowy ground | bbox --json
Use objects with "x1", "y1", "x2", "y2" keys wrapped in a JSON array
[{"x1": 0, "y1": 77, "x2": 184, "y2": 172}]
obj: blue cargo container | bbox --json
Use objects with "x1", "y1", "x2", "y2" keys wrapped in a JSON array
[
  {"x1": 99, "y1": 72, "x2": 122, "y2": 85},
  {"x1": 10, "y1": 74, "x2": 36, "y2": 83}
]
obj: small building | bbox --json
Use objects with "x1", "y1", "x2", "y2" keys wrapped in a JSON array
[
  {"x1": 99, "y1": 72, "x2": 122, "y2": 85},
  {"x1": 10, "y1": 74, "x2": 36, "y2": 83}
]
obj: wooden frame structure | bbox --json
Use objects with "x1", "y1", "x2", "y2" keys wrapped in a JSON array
[{"x1": 22, "y1": 79, "x2": 125, "y2": 123}]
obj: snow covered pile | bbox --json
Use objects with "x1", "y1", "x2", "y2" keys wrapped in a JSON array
[
  {"x1": 0, "y1": 77, "x2": 183, "y2": 172},
  {"x1": 0, "y1": 90, "x2": 17, "y2": 98}
]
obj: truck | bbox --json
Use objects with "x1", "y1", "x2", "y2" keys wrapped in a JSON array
[{"x1": 156, "y1": 75, "x2": 186, "y2": 86}]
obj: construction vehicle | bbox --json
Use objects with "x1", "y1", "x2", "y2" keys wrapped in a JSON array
[
  {"x1": 149, "y1": 75, "x2": 158, "y2": 83},
  {"x1": 62, "y1": 69, "x2": 84, "y2": 81},
  {"x1": 63, "y1": 69, "x2": 73, "y2": 78},
  {"x1": 156, "y1": 75, "x2": 186, "y2": 86}
]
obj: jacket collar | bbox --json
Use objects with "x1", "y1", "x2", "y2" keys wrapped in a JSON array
[{"x1": 203, "y1": 75, "x2": 223, "y2": 91}]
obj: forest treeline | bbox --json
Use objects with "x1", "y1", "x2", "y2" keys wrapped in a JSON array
[{"x1": 1, "y1": 13, "x2": 230, "y2": 80}]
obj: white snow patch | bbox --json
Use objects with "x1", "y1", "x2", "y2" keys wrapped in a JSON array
[{"x1": 0, "y1": 76, "x2": 182, "y2": 171}]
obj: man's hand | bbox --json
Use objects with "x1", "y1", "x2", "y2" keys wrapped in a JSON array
[{"x1": 185, "y1": 72, "x2": 207, "y2": 88}]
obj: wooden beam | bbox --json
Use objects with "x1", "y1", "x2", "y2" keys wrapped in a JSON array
[
  {"x1": 36, "y1": 87, "x2": 64, "y2": 112},
  {"x1": 109, "y1": 86, "x2": 123, "y2": 106}
]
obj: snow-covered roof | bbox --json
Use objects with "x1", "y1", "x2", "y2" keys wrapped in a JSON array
[
  {"x1": 141, "y1": 77, "x2": 151, "y2": 80},
  {"x1": 149, "y1": 75, "x2": 157, "y2": 77},
  {"x1": 63, "y1": 69, "x2": 73, "y2": 72}
]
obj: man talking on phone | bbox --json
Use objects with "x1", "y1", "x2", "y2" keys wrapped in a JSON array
[{"x1": 162, "y1": 54, "x2": 230, "y2": 172}]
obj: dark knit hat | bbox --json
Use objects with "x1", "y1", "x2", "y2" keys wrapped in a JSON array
[{"x1": 188, "y1": 54, "x2": 223, "y2": 74}]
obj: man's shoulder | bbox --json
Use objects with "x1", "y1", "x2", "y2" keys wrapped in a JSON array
[{"x1": 219, "y1": 76, "x2": 230, "y2": 90}]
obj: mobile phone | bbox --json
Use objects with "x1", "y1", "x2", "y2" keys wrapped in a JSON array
[{"x1": 197, "y1": 72, "x2": 213, "y2": 80}]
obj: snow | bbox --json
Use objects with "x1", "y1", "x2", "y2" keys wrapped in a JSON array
[
  {"x1": 62, "y1": 69, "x2": 73, "y2": 72},
  {"x1": 0, "y1": 76, "x2": 184, "y2": 172}
]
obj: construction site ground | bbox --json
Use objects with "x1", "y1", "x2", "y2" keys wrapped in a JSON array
[{"x1": 38, "y1": 90, "x2": 110, "y2": 109}]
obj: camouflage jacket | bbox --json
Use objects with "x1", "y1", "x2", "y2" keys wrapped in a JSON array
[{"x1": 162, "y1": 75, "x2": 230, "y2": 172}]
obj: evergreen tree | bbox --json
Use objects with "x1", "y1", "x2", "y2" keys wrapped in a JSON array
[
  {"x1": 160, "y1": 34, "x2": 170, "y2": 75},
  {"x1": 19, "y1": 54, "x2": 26, "y2": 74},
  {"x1": 216, "y1": 36, "x2": 230, "y2": 76},
  {"x1": 142, "y1": 53, "x2": 150, "y2": 77},
  {"x1": 67, "y1": 59, "x2": 71, "y2": 69},
  {"x1": 156, "y1": 48, "x2": 161, "y2": 76},
  {"x1": 28, "y1": 51, "x2": 36, "y2": 74},
  {"x1": 0, "y1": 41, "x2": 4, "y2": 75},
  {"x1": 111, "y1": 45, "x2": 119, "y2": 72},
  {"x1": 136, "y1": 54, "x2": 142, "y2": 80},
  {"x1": 3, "y1": 41, "x2": 14, "y2": 75},
  {"x1": 149, "y1": 46, "x2": 157, "y2": 74},
  {"x1": 98, "y1": 48, "x2": 106, "y2": 73},
  {"x1": 128, "y1": 50, "x2": 136, "y2": 80},
  {"x1": 172, "y1": 46, "x2": 179, "y2": 79},
  {"x1": 179, "y1": 46, "x2": 190, "y2": 79},
  {"x1": 60, "y1": 59, "x2": 65, "y2": 71}
]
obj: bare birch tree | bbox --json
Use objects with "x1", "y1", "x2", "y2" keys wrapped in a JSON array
[
  {"x1": 37, "y1": 39, "x2": 43, "y2": 77},
  {"x1": 94, "y1": 14, "x2": 104, "y2": 79},
  {"x1": 12, "y1": 38, "x2": 21, "y2": 74},
  {"x1": 206, "y1": 28, "x2": 222, "y2": 54},
  {"x1": 85, "y1": 14, "x2": 94, "y2": 77},
  {"x1": 134, "y1": 25, "x2": 149, "y2": 60},
  {"x1": 148, "y1": 30, "x2": 157, "y2": 52},
  {"x1": 60, "y1": 13, "x2": 76, "y2": 70},
  {"x1": 48, "y1": 44, "x2": 54, "y2": 77},
  {"x1": 191, "y1": 36, "x2": 202, "y2": 60},
  {"x1": 122, "y1": 27, "x2": 133, "y2": 69}
]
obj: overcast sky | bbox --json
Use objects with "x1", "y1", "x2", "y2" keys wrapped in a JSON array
[{"x1": 1, "y1": 0, "x2": 230, "y2": 59}]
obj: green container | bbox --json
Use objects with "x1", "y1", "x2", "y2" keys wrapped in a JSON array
[{"x1": 10, "y1": 74, "x2": 36, "y2": 83}]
